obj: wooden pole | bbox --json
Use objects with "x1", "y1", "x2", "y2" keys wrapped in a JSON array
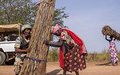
[{"x1": 19, "y1": 0, "x2": 56, "y2": 75}]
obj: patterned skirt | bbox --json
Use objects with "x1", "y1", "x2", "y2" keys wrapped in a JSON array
[
  {"x1": 64, "y1": 45, "x2": 86, "y2": 72},
  {"x1": 110, "y1": 50, "x2": 118, "y2": 64}
]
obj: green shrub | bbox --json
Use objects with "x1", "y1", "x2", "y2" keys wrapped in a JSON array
[
  {"x1": 87, "y1": 51, "x2": 120, "y2": 62},
  {"x1": 48, "y1": 48, "x2": 59, "y2": 62},
  {"x1": 47, "y1": 49, "x2": 120, "y2": 62}
]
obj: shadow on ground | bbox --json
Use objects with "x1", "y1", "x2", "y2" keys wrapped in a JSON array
[
  {"x1": 47, "y1": 69, "x2": 74, "y2": 75},
  {"x1": 96, "y1": 61, "x2": 118, "y2": 66},
  {"x1": 47, "y1": 69, "x2": 61, "y2": 75}
]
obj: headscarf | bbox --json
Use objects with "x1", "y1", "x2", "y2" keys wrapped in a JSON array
[{"x1": 52, "y1": 24, "x2": 62, "y2": 34}]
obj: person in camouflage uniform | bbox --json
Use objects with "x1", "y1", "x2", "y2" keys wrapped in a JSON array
[{"x1": 14, "y1": 24, "x2": 32, "y2": 75}]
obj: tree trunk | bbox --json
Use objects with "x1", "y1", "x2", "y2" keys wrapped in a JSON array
[{"x1": 19, "y1": 0, "x2": 56, "y2": 75}]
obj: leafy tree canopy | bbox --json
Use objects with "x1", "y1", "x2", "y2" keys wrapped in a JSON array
[{"x1": 0, "y1": 0, "x2": 68, "y2": 26}]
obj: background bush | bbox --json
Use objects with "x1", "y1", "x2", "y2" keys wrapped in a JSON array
[
  {"x1": 48, "y1": 48, "x2": 59, "y2": 62},
  {"x1": 48, "y1": 49, "x2": 120, "y2": 62}
]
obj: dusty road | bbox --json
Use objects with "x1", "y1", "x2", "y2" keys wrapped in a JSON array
[{"x1": 0, "y1": 62, "x2": 120, "y2": 75}]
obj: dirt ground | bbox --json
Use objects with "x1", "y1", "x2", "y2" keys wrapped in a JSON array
[{"x1": 0, "y1": 62, "x2": 120, "y2": 75}]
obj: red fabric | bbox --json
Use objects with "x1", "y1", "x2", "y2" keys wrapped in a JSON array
[
  {"x1": 59, "y1": 28, "x2": 87, "y2": 68},
  {"x1": 64, "y1": 29, "x2": 87, "y2": 54},
  {"x1": 59, "y1": 47, "x2": 64, "y2": 68}
]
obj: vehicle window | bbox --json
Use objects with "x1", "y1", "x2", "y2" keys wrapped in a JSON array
[
  {"x1": 7, "y1": 34, "x2": 18, "y2": 41},
  {"x1": 0, "y1": 34, "x2": 18, "y2": 41},
  {"x1": 0, "y1": 34, "x2": 5, "y2": 41}
]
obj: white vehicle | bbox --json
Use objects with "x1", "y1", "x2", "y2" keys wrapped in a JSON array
[{"x1": 0, "y1": 23, "x2": 21, "y2": 65}]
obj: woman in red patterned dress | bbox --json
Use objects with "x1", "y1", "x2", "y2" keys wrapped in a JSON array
[{"x1": 45, "y1": 24, "x2": 87, "y2": 75}]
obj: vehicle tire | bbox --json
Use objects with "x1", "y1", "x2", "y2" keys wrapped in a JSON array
[
  {"x1": 5, "y1": 58, "x2": 15, "y2": 65},
  {"x1": 5, "y1": 53, "x2": 15, "y2": 65},
  {"x1": 0, "y1": 51, "x2": 6, "y2": 65}
]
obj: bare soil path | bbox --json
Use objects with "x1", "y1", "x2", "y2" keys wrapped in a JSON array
[{"x1": 0, "y1": 62, "x2": 120, "y2": 75}]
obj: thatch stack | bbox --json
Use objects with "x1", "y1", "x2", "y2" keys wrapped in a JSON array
[{"x1": 102, "y1": 25, "x2": 120, "y2": 41}]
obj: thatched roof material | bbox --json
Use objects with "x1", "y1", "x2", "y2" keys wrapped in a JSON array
[
  {"x1": 0, "y1": 23, "x2": 21, "y2": 32},
  {"x1": 102, "y1": 25, "x2": 120, "y2": 41}
]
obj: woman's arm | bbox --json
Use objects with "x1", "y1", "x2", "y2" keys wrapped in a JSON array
[
  {"x1": 105, "y1": 35, "x2": 112, "y2": 42},
  {"x1": 15, "y1": 48, "x2": 30, "y2": 53},
  {"x1": 45, "y1": 40, "x2": 63, "y2": 47}
]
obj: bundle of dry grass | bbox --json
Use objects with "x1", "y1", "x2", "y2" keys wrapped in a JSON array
[{"x1": 102, "y1": 25, "x2": 120, "y2": 41}]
